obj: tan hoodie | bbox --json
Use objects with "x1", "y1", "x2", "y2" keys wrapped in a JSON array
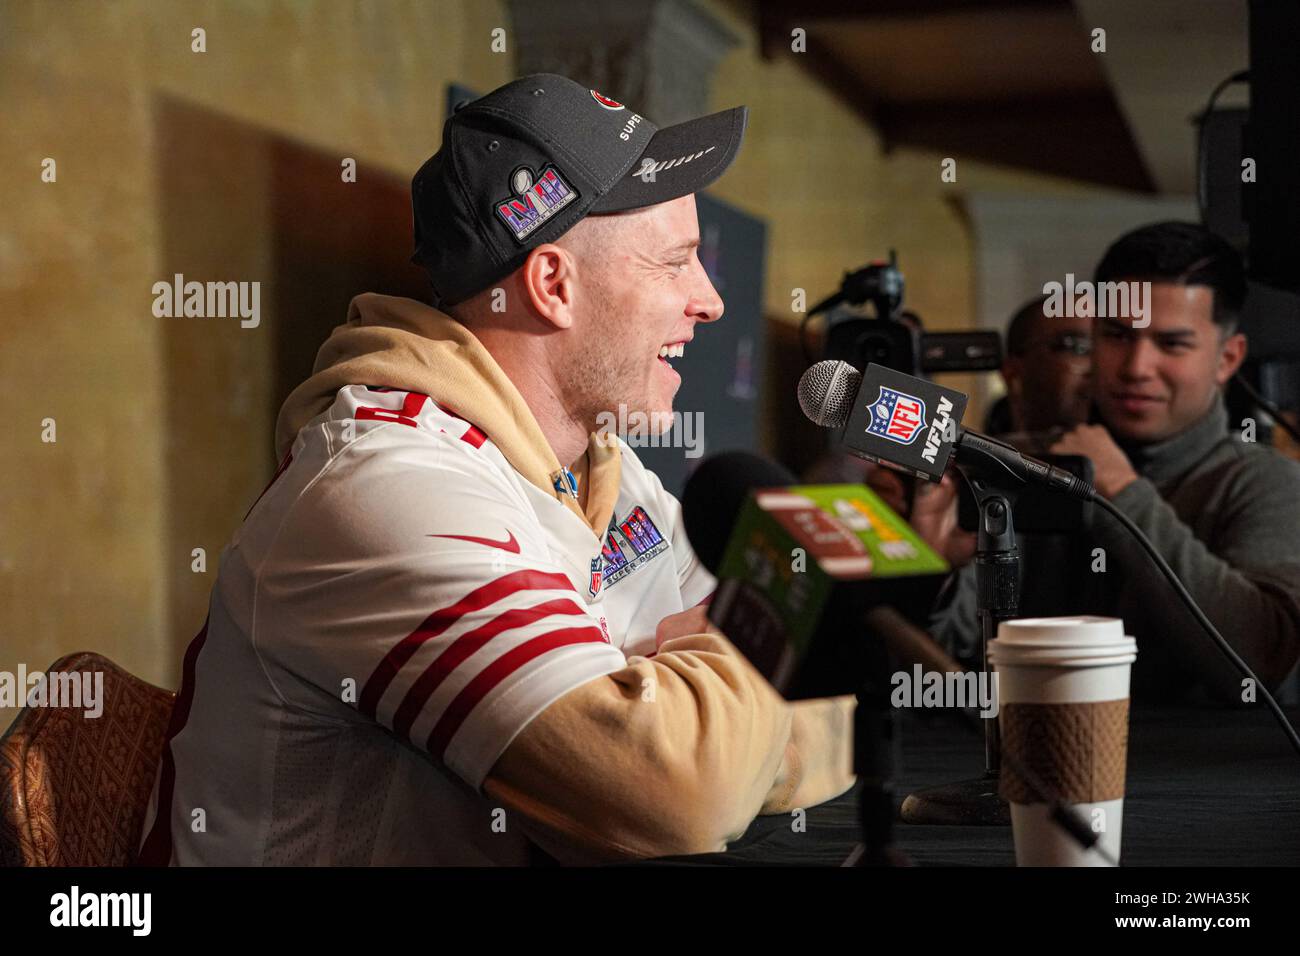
[{"x1": 276, "y1": 293, "x2": 856, "y2": 863}]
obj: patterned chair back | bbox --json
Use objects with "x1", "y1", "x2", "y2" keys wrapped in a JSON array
[{"x1": 0, "y1": 652, "x2": 174, "y2": 866}]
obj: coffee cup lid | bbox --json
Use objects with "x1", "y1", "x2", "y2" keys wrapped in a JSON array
[
  {"x1": 989, "y1": 616, "x2": 1136, "y2": 667},
  {"x1": 995, "y1": 616, "x2": 1126, "y2": 645}
]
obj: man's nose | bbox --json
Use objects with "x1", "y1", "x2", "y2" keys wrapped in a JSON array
[
  {"x1": 1119, "y1": 337, "x2": 1158, "y2": 380},
  {"x1": 688, "y1": 268, "x2": 724, "y2": 325}
]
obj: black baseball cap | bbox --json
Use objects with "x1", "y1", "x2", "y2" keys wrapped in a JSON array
[{"x1": 411, "y1": 73, "x2": 748, "y2": 308}]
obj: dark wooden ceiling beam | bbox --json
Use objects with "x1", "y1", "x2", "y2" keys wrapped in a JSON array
[
  {"x1": 757, "y1": 0, "x2": 1068, "y2": 57},
  {"x1": 751, "y1": 0, "x2": 1152, "y2": 192},
  {"x1": 874, "y1": 94, "x2": 1155, "y2": 192}
]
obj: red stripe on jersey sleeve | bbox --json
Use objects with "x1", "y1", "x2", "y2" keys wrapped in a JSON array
[
  {"x1": 358, "y1": 569, "x2": 577, "y2": 718},
  {"x1": 389, "y1": 596, "x2": 586, "y2": 740},
  {"x1": 425, "y1": 624, "x2": 608, "y2": 760}
]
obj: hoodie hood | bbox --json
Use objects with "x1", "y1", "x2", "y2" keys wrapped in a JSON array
[{"x1": 274, "y1": 293, "x2": 621, "y2": 537}]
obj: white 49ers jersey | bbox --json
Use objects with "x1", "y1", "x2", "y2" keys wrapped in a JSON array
[{"x1": 138, "y1": 385, "x2": 716, "y2": 865}]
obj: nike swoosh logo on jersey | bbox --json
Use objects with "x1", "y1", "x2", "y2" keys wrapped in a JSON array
[{"x1": 426, "y1": 531, "x2": 521, "y2": 553}]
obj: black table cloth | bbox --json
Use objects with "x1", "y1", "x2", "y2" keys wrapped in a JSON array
[{"x1": 642, "y1": 705, "x2": 1300, "y2": 866}]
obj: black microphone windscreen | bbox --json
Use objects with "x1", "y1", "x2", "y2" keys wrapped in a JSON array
[{"x1": 681, "y1": 451, "x2": 797, "y2": 574}]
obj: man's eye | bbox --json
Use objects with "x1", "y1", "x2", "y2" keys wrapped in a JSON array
[
  {"x1": 1055, "y1": 336, "x2": 1091, "y2": 356},
  {"x1": 669, "y1": 260, "x2": 689, "y2": 273}
]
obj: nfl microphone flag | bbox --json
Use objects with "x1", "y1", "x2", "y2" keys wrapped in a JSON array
[{"x1": 844, "y1": 364, "x2": 968, "y2": 482}]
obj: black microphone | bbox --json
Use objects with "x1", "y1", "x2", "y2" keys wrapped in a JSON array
[
  {"x1": 682, "y1": 450, "x2": 937, "y2": 867},
  {"x1": 681, "y1": 450, "x2": 949, "y2": 698},
  {"x1": 680, "y1": 450, "x2": 796, "y2": 576},
  {"x1": 798, "y1": 360, "x2": 1092, "y2": 499},
  {"x1": 682, "y1": 450, "x2": 863, "y2": 698}
]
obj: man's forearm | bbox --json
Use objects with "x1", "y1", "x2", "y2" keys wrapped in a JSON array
[
  {"x1": 483, "y1": 631, "x2": 794, "y2": 863},
  {"x1": 1105, "y1": 478, "x2": 1300, "y2": 690},
  {"x1": 759, "y1": 695, "x2": 857, "y2": 815}
]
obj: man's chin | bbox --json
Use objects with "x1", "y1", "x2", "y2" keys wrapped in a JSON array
[
  {"x1": 1101, "y1": 410, "x2": 1173, "y2": 445},
  {"x1": 644, "y1": 402, "x2": 677, "y2": 437},
  {"x1": 599, "y1": 400, "x2": 677, "y2": 440}
]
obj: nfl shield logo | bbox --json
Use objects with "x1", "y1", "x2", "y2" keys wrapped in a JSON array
[
  {"x1": 589, "y1": 557, "x2": 603, "y2": 597},
  {"x1": 866, "y1": 387, "x2": 927, "y2": 445}
]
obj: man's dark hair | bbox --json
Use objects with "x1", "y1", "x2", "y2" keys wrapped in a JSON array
[
  {"x1": 1094, "y1": 221, "x2": 1247, "y2": 332},
  {"x1": 1005, "y1": 293, "x2": 1051, "y2": 357}
]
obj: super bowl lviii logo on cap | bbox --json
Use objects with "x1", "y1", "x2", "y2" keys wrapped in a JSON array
[
  {"x1": 494, "y1": 164, "x2": 579, "y2": 243},
  {"x1": 867, "y1": 386, "x2": 927, "y2": 445}
]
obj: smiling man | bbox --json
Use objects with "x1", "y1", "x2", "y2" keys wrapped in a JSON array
[
  {"x1": 1044, "y1": 223, "x2": 1300, "y2": 700},
  {"x1": 137, "y1": 75, "x2": 855, "y2": 867},
  {"x1": 932, "y1": 222, "x2": 1300, "y2": 701}
]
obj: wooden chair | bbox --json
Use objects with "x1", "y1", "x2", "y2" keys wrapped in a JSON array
[{"x1": 0, "y1": 652, "x2": 174, "y2": 866}]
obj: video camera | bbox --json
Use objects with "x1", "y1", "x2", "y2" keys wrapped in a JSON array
[
  {"x1": 803, "y1": 251, "x2": 1092, "y2": 537},
  {"x1": 800, "y1": 250, "x2": 1002, "y2": 377}
]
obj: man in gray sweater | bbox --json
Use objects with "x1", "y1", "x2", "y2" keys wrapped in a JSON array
[{"x1": 930, "y1": 222, "x2": 1300, "y2": 703}]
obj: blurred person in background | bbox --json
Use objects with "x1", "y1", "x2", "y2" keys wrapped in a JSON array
[
  {"x1": 927, "y1": 222, "x2": 1300, "y2": 702},
  {"x1": 983, "y1": 292, "x2": 1092, "y2": 436}
]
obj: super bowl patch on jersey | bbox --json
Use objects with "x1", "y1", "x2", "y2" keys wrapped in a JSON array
[{"x1": 600, "y1": 505, "x2": 668, "y2": 588}]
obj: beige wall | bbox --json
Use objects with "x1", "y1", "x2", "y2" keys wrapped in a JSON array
[
  {"x1": 0, "y1": 1, "x2": 514, "y2": 728},
  {"x1": 0, "y1": 0, "x2": 1118, "y2": 725}
]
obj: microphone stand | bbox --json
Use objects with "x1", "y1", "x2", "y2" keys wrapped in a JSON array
[
  {"x1": 845, "y1": 640, "x2": 911, "y2": 866},
  {"x1": 899, "y1": 467, "x2": 1019, "y2": 826}
]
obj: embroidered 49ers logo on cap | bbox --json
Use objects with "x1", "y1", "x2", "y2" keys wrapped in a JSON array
[{"x1": 590, "y1": 90, "x2": 624, "y2": 110}]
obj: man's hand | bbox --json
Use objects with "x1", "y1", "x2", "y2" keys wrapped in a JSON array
[
  {"x1": 1049, "y1": 424, "x2": 1139, "y2": 499},
  {"x1": 867, "y1": 464, "x2": 975, "y2": 568},
  {"x1": 910, "y1": 471, "x2": 977, "y2": 568},
  {"x1": 654, "y1": 605, "x2": 720, "y2": 651},
  {"x1": 863, "y1": 462, "x2": 910, "y2": 517}
]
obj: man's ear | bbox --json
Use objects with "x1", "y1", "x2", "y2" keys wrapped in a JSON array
[
  {"x1": 521, "y1": 244, "x2": 576, "y2": 330},
  {"x1": 1215, "y1": 330, "x2": 1248, "y2": 386},
  {"x1": 1001, "y1": 357, "x2": 1024, "y2": 398}
]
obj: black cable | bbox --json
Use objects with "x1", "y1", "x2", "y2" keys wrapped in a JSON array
[
  {"x1": 799, "y1": 310, "x2": 817, "y2": 367},
  {"x1": 1233, "y1": 371, "x2": 1300, "y2": 444},
  {"x1": 1089, "y1": 491, "x2": 1300, "y2": 757},
  {"x1": 1196, "y1": 70, "x2": 1249, "y2": 222},
  {"x1": 800, "y1": 291, "x2": 848, "y2": 367},
  {"x1": 1193, "y1": 72, "x2": 1300, "y2": 447}
]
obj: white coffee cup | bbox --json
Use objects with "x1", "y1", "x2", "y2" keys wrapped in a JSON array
[{"x1": 987, "y1": 616, "x2": 1137, "y2": 867}]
